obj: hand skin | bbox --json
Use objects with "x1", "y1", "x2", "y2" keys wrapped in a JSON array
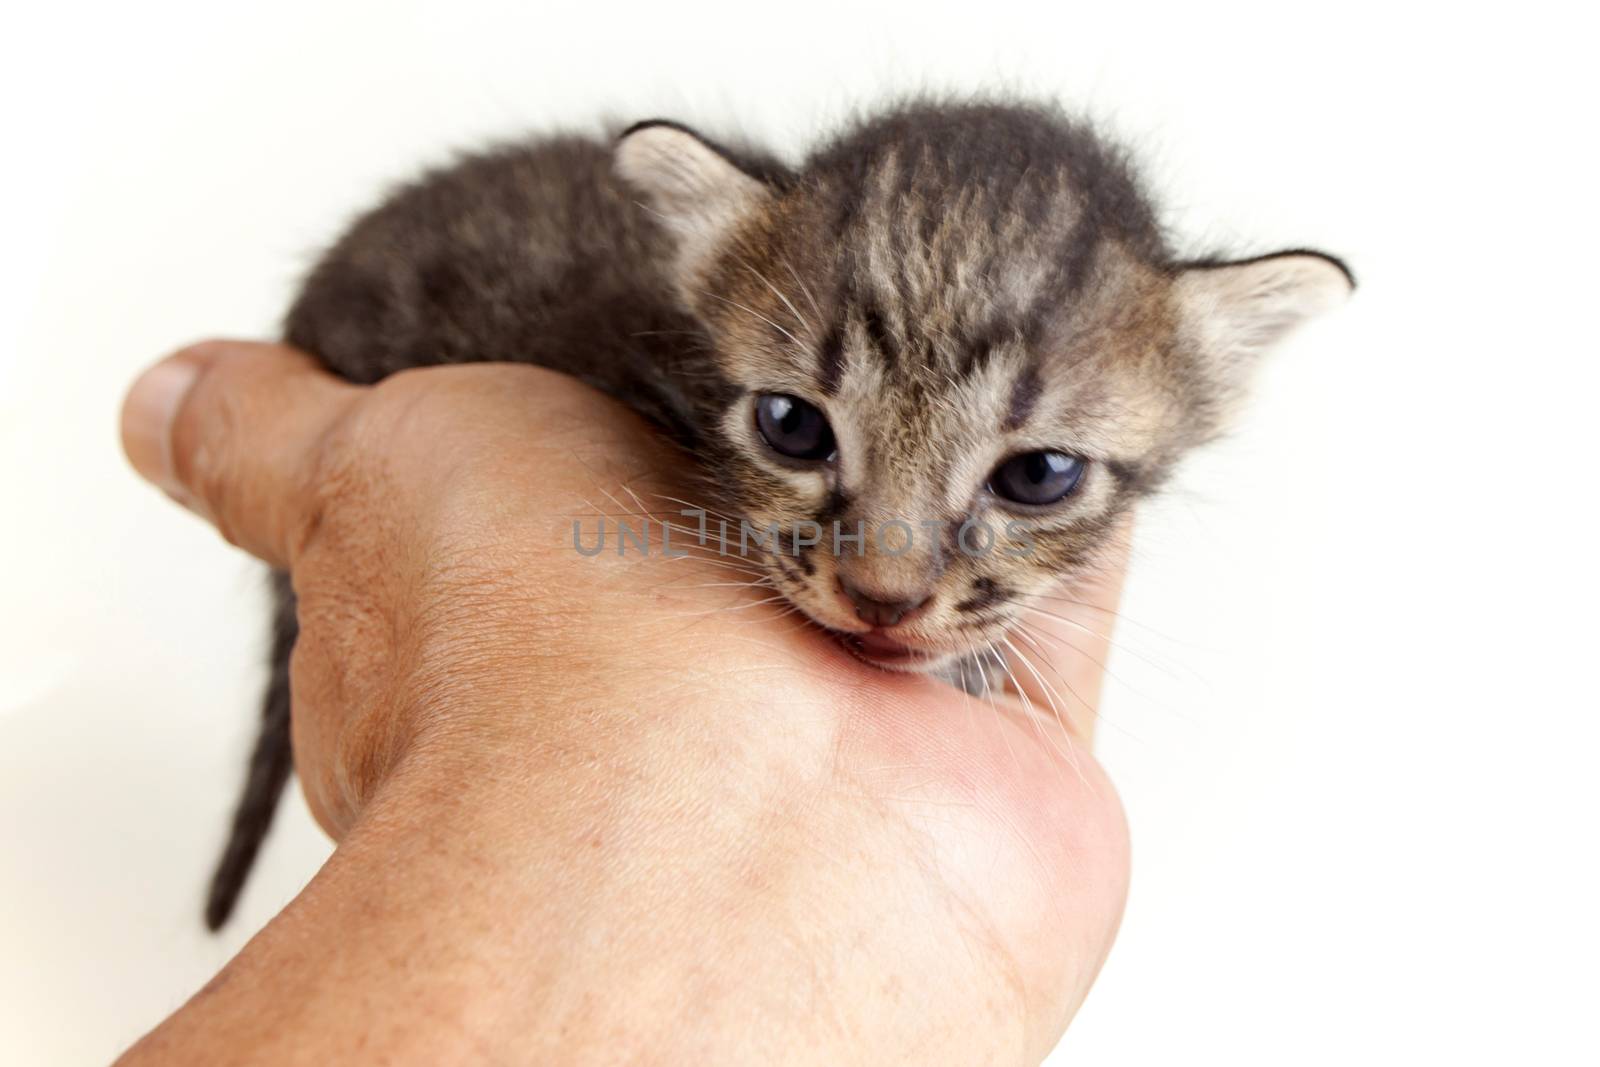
[{"x1": 116, "y1": 341, "x2": 1132, "y2": 1066}]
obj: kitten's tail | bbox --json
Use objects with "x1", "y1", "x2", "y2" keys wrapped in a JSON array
[{"x1": 204, "y1": 571, "x2": 297, "y2": 931}]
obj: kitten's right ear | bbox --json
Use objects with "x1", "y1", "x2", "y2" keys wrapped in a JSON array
[{"x1": 614, "y1": 121, "x2": 772, "y2": 288}]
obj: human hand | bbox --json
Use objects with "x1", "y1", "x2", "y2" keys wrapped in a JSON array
[{"x1": 117, "y1": 340, "x2": 1130, "y2": 1065}]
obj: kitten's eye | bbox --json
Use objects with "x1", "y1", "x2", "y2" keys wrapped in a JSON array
[
  {"x1": 989, "y1": 451, "x2": 1085, "y2": 506},
  {"x1": 754, "y1": 393, "x2": 836, "y2": 461}
]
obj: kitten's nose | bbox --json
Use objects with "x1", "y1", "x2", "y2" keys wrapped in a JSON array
[{"x1": 839, "y1": 578, "x2": 932, "y2": 628}]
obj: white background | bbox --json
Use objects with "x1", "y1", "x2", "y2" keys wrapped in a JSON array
[{"x1": 3, "y1": 1, "x2": 1596, "y2": 1063}]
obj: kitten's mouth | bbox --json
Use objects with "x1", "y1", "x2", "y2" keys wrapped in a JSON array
[{"x1": 838, "y1": 630, "x2": 928, "y2": 667}]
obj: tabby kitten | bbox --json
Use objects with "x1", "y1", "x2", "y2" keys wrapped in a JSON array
[{"x1": 204, "y1": 100, "x2": 1351, "y2": 928}]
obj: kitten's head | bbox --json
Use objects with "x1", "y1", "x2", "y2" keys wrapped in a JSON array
[{"x1": 615, "y1": 103, "x2": 1351, "y2": 671}]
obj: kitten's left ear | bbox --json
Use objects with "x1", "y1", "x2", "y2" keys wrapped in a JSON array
[
  {"x1": 614, "y1": 121, "x2": 773, "y2": 289},
  {"x1": 1176, "y1": 251, "x2": 1354, "y2": 395}
]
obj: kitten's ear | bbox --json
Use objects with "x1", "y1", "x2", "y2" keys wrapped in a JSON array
[
  {"x1": 614, "y1": 121, "x2": 772, "y2": 287},
  {"x1": 1176, "y1": 251, "x2": 1354, "y2": 395}
]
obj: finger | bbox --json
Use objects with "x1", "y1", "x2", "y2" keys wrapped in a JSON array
[
  {"x1": 1000, "y1": 519, "x2": 1133, "y2": 746},
  {"x1": 121, "y1": 340, "x2": 360, "y2": 568}
]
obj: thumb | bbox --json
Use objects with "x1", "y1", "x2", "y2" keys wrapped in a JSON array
[{"x1": 120, "y1": 340, "x2": 360, "y2": 568}]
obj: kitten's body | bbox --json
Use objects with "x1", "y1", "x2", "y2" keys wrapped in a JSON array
[
  {"x1": 206, "y1": 101, "x2": 1350, "y2": 928},
  {"x1": 283, "y1": 134, "x2": 757, "y2": 438}
]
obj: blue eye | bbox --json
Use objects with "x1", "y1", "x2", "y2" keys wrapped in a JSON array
[
  {"x1": 755, "y1": 393, "x2": 836, "y2": 461},
  {"x1": 989, "y1": 451, "x2": 1085, "y2": 506}
]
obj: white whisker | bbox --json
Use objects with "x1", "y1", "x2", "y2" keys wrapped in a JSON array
[
  {"x1": 738, "y1": 258, "x2": 813, "y2": 336},
  {"x1": 697, "y1": 290, "x2": 807, "y2": 351},
  {"x1": 779, "y1": 255, "x2": 824, "y2": 322}
]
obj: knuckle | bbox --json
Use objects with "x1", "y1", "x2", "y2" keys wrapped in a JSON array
[
  {"x1": 289, "y1": 403, "x2": 375, "y2": 562},
  {"x1": 169, "y1": 338, "x2": 234, "y2": 363},
  {"x1": 168, "y1": 356, "x2": 243, "y2": 513},
  {"x1": 296, "y1": 441, "x2": 366, "y2": 563}
]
